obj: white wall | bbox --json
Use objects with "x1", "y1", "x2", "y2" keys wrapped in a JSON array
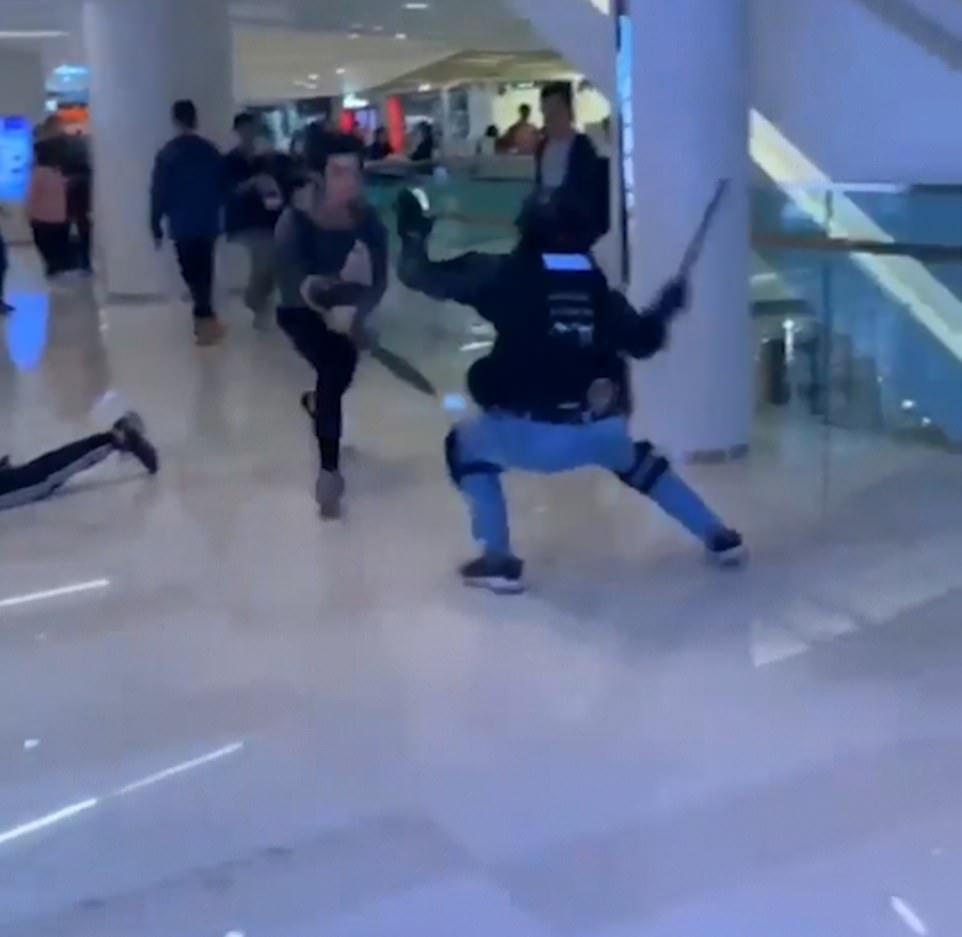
[
  {"x1": 752, "y1": 0, "x2": 962, "y2": 182},
  {"x1": 512, "y1": 0, "x2": 962, "y2": 182},
  {"x1": 491, "y1": 83, "x2": 610, "y2": 135},
  {"x1": 0, "y1": 45, "x2": 46, "y2": 121}
]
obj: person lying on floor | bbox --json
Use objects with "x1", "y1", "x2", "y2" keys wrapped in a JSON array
[{"x1": 0, "y1": 413, "x2": 158, "y2": 511}]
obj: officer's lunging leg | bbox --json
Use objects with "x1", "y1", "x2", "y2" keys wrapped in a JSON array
[
  {"x1": 614, "y1": 440, "x2": 744, "y2": 564},
  {"x1": 445, "y1": 423, "x2": 523, "y2": 593}
]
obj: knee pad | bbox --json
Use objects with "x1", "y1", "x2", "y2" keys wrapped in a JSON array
[
  {"x1": 444, "y1": 428, "x2": 501, "y2": 486},
  {"x1": 617, "y1": 441, "x2": 670, "y2": 494}
]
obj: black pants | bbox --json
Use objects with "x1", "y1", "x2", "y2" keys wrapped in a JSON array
[
  {"x1": 174, "y1": 237, "x2": 216, "y2": 320},
  {"x1": 31, "y1": 222, "x2": 72, "y2": 277},
  {"x1": 0, "y1": 434, "x2": 116, "y2": 511},
  {"x1": 70, "y1": 214, "x2": 92, "y2": 272},
  {"x1": 278, "y1": 306, "x2": 358, "y2": 471}
]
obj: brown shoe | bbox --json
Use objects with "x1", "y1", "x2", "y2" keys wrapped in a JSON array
[{"x1": 194, "y1": 319, "x2": 226, "y2": 347}]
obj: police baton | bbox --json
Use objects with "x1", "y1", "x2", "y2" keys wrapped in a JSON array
[{"x1": 677, "y1": 179, "x2": 730, "y2": 279}]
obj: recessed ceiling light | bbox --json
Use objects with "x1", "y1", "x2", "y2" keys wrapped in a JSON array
[
  {"x1": 404, "y1": 2, "x2": 430, "y2": 8},
  {"x1": 0, "y1": 30, "x2": 68, "y2": 38},
  {"x1": 373, "y1": 24, "x2": 384, "y2": 31},
  {"x1": 336, "y1": 67, "x2": 346, "y2": 75},
  {"x1": 349, "y1": 32, "x2": 360, "y2": 39},
  {"x1": 394, "y1": 32, "x2": 408, "y2": 39},
  {"x1": 308, "y1": 73, "x2": 319, "y2": 80}
]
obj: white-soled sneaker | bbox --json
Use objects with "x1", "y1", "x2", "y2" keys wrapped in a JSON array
[
  {"x1": 459, "y1": 554, "x2": 526, "y2": 595},
  {"x1": 706, "y1": 529, "x2": 747, "y2": 568}
]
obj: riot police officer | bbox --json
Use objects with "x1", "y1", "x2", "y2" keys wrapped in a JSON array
[{"x1": 396, "y1": 188, "x2": 744, "y2": 594}]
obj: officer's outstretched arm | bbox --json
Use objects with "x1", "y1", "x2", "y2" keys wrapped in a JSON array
[
  {"x1": 397, "y1": 238, "x2": 503, "y2": 312},
  {"x1": 610, "y1": 277, "x2": 688, "y2": 360}
]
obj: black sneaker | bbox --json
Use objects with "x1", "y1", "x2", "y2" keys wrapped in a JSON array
[
  {"x1": 459, "y1": 555, "x2": 526, "y2": 594},
  {"x1": 113, "y1": 412, "x2": 160, "y2": 475},
  {"x1": 0, "y1": 300, "x2": 13, "y2": 314},
  {"x1": 706, "y1": 528, "x2": 747, "y2": 568}
]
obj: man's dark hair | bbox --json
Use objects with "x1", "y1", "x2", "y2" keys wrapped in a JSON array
[
  {"x1": 519, "y1": 103, "x2": 531, "y2": 118},
  {"x1": 540, "y1": 81, "x2": 574, "y2": 111},
  {"x1": 172, "y1": 99, "x2": 198, "y2": 130},
  {"x1": 233, "y1": 111, "x2": 256, "y2": 132},
  {"x1": 303, "y1": 126, "x2": 365, "y2": 173}
]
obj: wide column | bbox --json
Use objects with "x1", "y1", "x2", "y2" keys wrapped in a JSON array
[
  {"x1": 627, "y1": 0, "x2": 752, "y2": 460},
  {"x1": 83, "y1": 0, "x2": 233, "y2": 297}
]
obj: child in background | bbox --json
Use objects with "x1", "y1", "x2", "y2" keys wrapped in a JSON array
[{"x1": 26, "y1": 144, "x2": 70, "y2": 279}]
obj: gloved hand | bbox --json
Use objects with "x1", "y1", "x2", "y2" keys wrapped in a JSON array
[
  {"x1": 653, "y1": 276, "x2": 689, "y2": 319},
  {"x1": 395, "y1": 188, "x2": 434, "y2": 243}
]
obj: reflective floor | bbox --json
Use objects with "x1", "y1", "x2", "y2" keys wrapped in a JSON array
[{"x1": 1, "y1": 246, "x2": 960, "y2": 936}]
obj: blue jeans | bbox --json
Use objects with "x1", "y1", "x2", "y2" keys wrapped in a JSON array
[{"x1": 451, "y1": 413, "x2": 726, "y2": 558}]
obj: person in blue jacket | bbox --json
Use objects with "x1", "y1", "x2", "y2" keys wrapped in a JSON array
[{"x1": 150, "y1": 99, "x2": 226, "y2": 347}]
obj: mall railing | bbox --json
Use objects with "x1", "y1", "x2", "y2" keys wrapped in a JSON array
[{"x1": 367, "y1": 169, "x2": 962, "y2": 450}]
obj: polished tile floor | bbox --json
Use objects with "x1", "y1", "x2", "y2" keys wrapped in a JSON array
[{"x1": 0, "y1": 247, "x2": 960, "y2": 936}]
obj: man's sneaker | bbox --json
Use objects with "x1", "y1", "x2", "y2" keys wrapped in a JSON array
[
  {"x1": 194, "y1": 318, "x2": 226, "y2": 347},
  {"x1": 707, "y1": 528, "x2": 746, "y2": 568},
  {"x1": 459, "y1": 555, "x2": 526, "y2": 595},
  {"x1": 315, "y1": 470, "x2": 345, "y2": 520},
  {"x1": 0, "y1": 300, "x2": 13, "y2": 314},
  {"x1": 113, "y1": 412, "x2": 160, "y2": 475}
]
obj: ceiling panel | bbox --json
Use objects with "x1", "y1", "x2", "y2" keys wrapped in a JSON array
[{"x1": 0, "y1": 0, "x2": 557, "y2": 100}]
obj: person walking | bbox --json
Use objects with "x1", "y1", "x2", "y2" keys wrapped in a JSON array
[
  {"x1": 224, "y1": 113, "x2": 291, "y2": 330},
  {"x1": 26, "y1": 140, "x2": 71, "y2": 280},
  {"x1": 150, "y1": 99, "x2": 226, "y2": 347}
]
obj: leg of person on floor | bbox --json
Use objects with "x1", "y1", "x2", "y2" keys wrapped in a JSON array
[
  {"x1": 0, "y1": 413, "x2": 159, "y2": 511},
  {"x1": 242, "y1": 231, "x2": 276, "y2": 330},
  {"x1": 278, "y1": 307, "x2": 359, "y2": 518},
  {"x1": 175, "y1": 237, "x2": 223, "y2": 346}
]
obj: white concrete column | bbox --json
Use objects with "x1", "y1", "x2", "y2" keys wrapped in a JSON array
[
  {"x1": 83, "y1": 0, "x2": 233, "y2": 296},
  {"x1": 627, "y1": 0, "x2": 752, "y2": 460}
]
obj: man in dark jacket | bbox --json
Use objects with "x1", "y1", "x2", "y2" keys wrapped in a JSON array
[
  {"x1": 536, "y1": 82, "x2": 609, "y2": 246},
  {"x1": 150, "y1": 100, "x2": 226, "y2": 346},
  {"x1": 396, "y1": 189, "x2": 744, "y2": 593},
  {"x1": 224, "y1": 112, "x2": 293, "y2": 329}
]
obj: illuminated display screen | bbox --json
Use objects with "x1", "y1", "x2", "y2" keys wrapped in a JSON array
[
  {"x1": 615, "y1": 1, "x2": 634, "y2": 285},
  {"x1": 0, "y1": 116, "x2": 33, "y2": 203}
]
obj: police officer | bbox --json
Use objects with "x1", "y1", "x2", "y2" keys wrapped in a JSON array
[{"x1": 396, "y1": 188, "x2": 744, "y2": 594}]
